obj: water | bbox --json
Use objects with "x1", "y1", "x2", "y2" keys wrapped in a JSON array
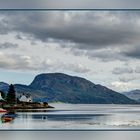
[{"x1": 1, "y1": 103, "x2": 140, "y2": 130}]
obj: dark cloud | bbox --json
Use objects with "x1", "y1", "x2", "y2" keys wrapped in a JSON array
[
  {"x1": 1, "y1": 12, "x2": 140, "y2": 61},
  {"x1": 122, "y1": 46, "x2": 140, "y2": 59},
  {"x1": 0, "y1": 12, "x2": 139, "y2": 47}
]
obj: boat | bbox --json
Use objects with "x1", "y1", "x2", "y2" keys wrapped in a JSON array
[
  {"x1": 0, "y1": 108, "x2": 7, "y2": 113},
  {"x1": 1, "y1": 113, "x2": 16, "y2": 123},
  {"x1": 1, "y1": 116, "x2": 13, "y2": 123}
]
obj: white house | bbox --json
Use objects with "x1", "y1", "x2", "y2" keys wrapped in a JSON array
[{"x1": 19, "y1": 93, "x2": 32, "y2": 102}]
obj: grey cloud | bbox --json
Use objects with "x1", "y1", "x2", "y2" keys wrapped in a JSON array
[
  {"x1": 119, "y1": 76, "x2": 137, "y2": 82},
  {"x1": 0, "y1": 42, "x2": 18, "y2": 49},
  {"x1": 112, "y1": 66, "x2": 140, "y2": 76},
  {"x1": 86, "y1": 49, "x2": 128, "y2": 62},
  {"x1": 62, "y1": 63, "x2": 90, "y2": 73},
  {"x1": 122, "y1": 46, "x2": 140, "y2": 59},
  {"x1": 16, "y1": 34, "x2": 24, "y2": 40},
  {"x1": 1, "y1": 12, "x2": 140, "y2": 48},
  {"x1": 0, "y1": 54, "x2": 40, "y2": 70},
  {"x1": 69, "y1": 48, "x2": 86, "y2": 56},
  {"x1": 42, "y1": 60, "x2": 90, "y2": 73},
  {"x1": 0, "y1": 52, "x2": 90, "y2": 73},
  {"x1": 112, "y1": 67, "x2": 134, "y2": 75},
  {"x1": 1, "y1": 12, "x2": 140, "y2": 61},
  {"x1": 0, "y1": 52, "x2": 56, "y2": 71},
  {"x1": 135, "y1": 67, "x2": 140, "y2": 73}
]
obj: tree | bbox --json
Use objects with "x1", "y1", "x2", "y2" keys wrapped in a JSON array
[{"x1": 6, "y1": 84, "x2": 16, "y2": 104}]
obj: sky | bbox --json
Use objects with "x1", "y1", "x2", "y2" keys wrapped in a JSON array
[{"x1": 0, "y1": 11, "x2": 140, "y2": 92}]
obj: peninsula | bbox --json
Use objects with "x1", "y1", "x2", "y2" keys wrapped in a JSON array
[{"x1": 0, "y1": 84, "x2": 54, "y2": 110}]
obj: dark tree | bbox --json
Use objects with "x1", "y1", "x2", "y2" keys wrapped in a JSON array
[{"x1": 6, "y1": 84, "x2": 16, "y2": 104}]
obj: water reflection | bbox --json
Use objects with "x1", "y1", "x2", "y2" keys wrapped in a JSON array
[
  {"x1": 31, "y1": 113, "x2": 108, "y2": 121},
  {"x1": 0, "y1": 109, "x2": 110, "y2": 128},
  {"x1": 1, "y1": 104, "x2": 140, "y2": 129}
]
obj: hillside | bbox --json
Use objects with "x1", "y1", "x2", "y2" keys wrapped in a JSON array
[
  {"x1": 0, "y1": 82, "x2": 9, "y2": 92},
  {"x1": 0, "y1": 73, "x2": 137, "y2": 104},
  {"x1": 123, "y1": 90, "x2": 140, "y2": 101}
]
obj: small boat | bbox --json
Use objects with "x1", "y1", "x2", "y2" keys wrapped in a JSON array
[
  {"x1": 1, "y1": 112, "x2": 17, "y2": 123},
  {"x1": 0, "y1": 109, "x2": 7, "y2": 113},
  {"x1": 1, "y1": 116, "x2": 13, "y2": 123}
]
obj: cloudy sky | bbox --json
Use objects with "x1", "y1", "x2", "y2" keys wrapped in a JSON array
[{"x1": 0, "y1": 11, "x2": 140, "y2": 92}]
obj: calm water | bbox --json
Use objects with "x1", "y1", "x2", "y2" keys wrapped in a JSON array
[{"x1": 1, "y1": 103, "x2": 140, "y2": 130}]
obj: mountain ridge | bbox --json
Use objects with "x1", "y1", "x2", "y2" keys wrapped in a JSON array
[
  {"x1": 0, "y1": 73, "x2": 137, "y2": 104},
  {"x1": 123, "y1": 90, "x2": 140, "y2": 101}
]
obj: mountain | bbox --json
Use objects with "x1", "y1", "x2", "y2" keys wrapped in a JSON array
[
  {"x1": 123, "y1": 90, "x2": 140, "y2": 101},
  {"x1": 0, "y1": 82, "x2": 9, "y2": 92},
  {"x1": 28, "y1": 73, "x2": 136, "y2": 104},
  {"x1": 14, "y1": 84, "x2": 47, "y2": 100},
  {"x1": 0, "y1": 73, "x2": 137, "y2": 104}
]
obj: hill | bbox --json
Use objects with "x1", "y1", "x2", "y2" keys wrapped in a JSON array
[
  {"x1": 0, "y1": 73, "x2": 137, "y2": 104},
  {"x1": 0, "y1": 82, "x2": 9, "y2": 92},
  {"x1": 123, "y1": 90, "x2": 140, "y2": 101}
]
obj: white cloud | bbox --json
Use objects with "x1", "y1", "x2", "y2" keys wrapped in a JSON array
[
  {"x1": 110, "y1": 81, "x2": 140, "y2": 92},
  {"x1": 0, "y1": 52, "x2": 40, "y2": 70},
  {"x1": 0, "y1": 51, "x2": 90, "y2": 74},
  {"x1": 111, "y1": 81, "x2": 132, "y2": 92}
]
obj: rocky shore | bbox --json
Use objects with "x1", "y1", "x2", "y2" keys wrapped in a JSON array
[{"x1": 0, "y1": 101, "x2": 54, "y2": 110}]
